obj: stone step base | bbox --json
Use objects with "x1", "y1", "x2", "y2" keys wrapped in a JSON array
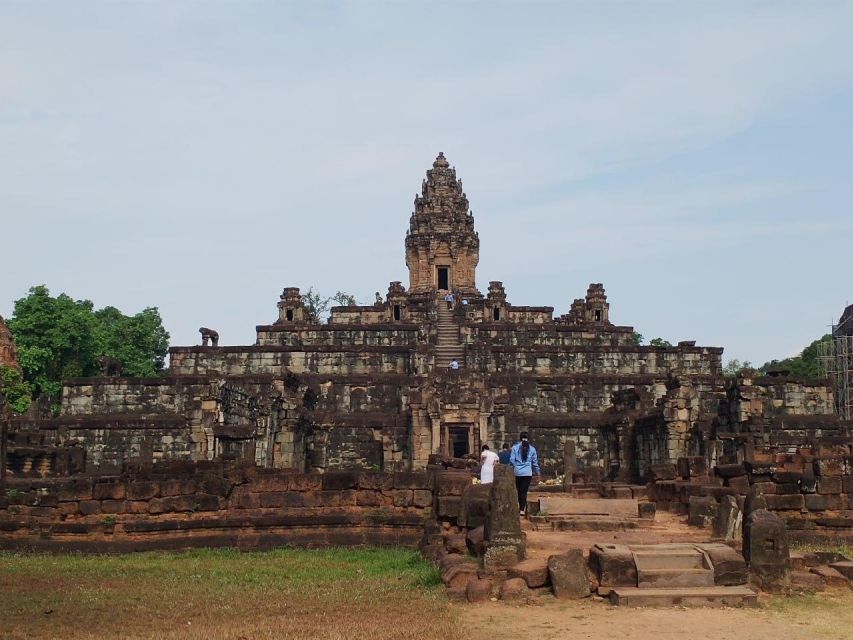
[
  {"x1": 637, "y1": 568, "x2": 715, "y2": 588},
  {"x1": 608, "y1": 586, "x2": 757, "y2": 607},
  {"x1": 529, "y1": 515, "x2": 639, "y2": 531},
  {"x1": 633, "y1": 549, "x2": 709, "y2": 571}
]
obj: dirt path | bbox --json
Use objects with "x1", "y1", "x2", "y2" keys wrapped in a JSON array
[{"x1": 460, "y1": 591, "x2": 853, "y2": 640}]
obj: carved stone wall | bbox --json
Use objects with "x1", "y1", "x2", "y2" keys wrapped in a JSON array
[
  {"x1": 4, "y1": 154, "x2": 846, "y2": 484},
  {"x1": 0, "y1": 315, "x2": 18, "y2": 369}
]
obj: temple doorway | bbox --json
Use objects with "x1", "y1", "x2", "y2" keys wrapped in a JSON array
[
  {"x1": 437, "y1": 267, "x2": 449, "y2": 290},
  {"x1": 449, "y1": 426, "x2": 470, "y2": 458}
]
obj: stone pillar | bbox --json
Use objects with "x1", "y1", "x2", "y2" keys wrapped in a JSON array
[
  {"x1": 743, "y1": 508, "x2": 790, "y2": 592},
  {"x1": 430, "y1": 416, "x2": 441, "y2": 455},
  {"x1": 483, "y1": 465, "x2": 525, "y2": 570},
  {"x1": 479, "y1": 414, "x2": 489, "y2": 446},
  {"x1": 562, "y1": 440, "x2": 577, "y2": 490}
]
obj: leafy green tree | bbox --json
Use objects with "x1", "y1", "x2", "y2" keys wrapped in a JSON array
[
  {"x1": 0, "y1": 365, "x2": 32, "y2": 414},
  {"x1": 630, "y1": 332, "x2": 644, "y2": 346},
  {"x1": 649, "y1": 338, "x2": 672, "y2": 348},
  {"x1": 302, "y1": 288, "x2": 358, "y2": 323},
  {"x1": 93, "y1": 306, "x2": 169, "y2": 376},
  {"x1": 6, "y1": 285, "x2": 170, "y2": 401},
  {"x1": 723, "y1": 359, "x2": 756, "y2": 376},
  {"x1": 760, "y1": 334, "x2": 831, "y2": 378}
]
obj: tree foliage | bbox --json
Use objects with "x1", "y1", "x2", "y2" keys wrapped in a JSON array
[
  {"x1": 630, "y1": 332, "x2": 644, "y2": 346},
  {"x1": 302, "y1": 288, "x2": 358, "y2": 323},
  {"x1": 722, "y1": 359, "x2": 757, "y2": 376},
  {"x1": 6, "y1": 286, "x2": 170, "y2": 401},
  {"x1": 0, "y1": 365, "x2": 32, "y2": 414},
  {"x1": 759, "y1": 334, "x2": 831, "y2": 378},
  {"x1": 648, "y1": 338, "x2": 672, "y2": 348}
]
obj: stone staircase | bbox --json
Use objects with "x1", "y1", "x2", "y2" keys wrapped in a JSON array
[
  {"x1": 435, "y1": 302, "x2": 464, "y2": 368},
  {"x1": 594, "y1": 543, "x2": 757, "y2": 607}
]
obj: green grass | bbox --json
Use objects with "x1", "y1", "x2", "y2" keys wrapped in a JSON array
[
  {"x1": 0, "y1": 548, "x2": 455, "y2": 640},
  {"x1": 789, "y1": 541, "x2": 853, "y2": 559}
]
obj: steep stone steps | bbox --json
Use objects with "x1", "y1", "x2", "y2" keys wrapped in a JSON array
[
  {"x1": 633, "y1": 544, "x2": 714, "y2": 588},
  {"x1": 435, "y1": 303, "x2": 463, "y2": 368}
]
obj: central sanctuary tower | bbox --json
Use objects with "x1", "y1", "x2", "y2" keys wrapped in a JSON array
[{"x1": 405, "y1": 152, "x2": 480, "y2": 297}]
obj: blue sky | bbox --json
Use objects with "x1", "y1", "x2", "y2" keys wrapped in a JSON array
[{"x1": 1, "y1": 1, "x2": 851, "y2": 365}]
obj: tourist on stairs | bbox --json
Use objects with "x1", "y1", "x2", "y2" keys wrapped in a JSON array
[
  {"x1": 479, "y1": 445, "x2": 499, "y2": 484},
  {"x1": 498, "y1": 443, "x2": 511, "y2": 465},
  {"x1": 509, "y1": 432, "x2": 540, "y2": 515}
]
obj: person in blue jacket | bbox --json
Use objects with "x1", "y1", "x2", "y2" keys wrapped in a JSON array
[{"x1": 509, "y1": 431, "x2": 540, "y2": 515}]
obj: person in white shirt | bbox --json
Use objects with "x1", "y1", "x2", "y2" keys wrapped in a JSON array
[
  {"x1": 479, "y1": 444, "x2": 500, "y2": 484},
  {"x1": 449, "y1": 359, "x2": 460, "y2": 370}
]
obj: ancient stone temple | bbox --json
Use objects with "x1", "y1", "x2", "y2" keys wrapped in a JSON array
[
  {"x1": 0, "y1": 316, "x2": 18, "y2": 370},
  {"x1": 6, "y1": 154, "x2": 851, "y2": 480}
]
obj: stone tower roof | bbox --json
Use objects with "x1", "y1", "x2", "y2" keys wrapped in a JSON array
[
  {"x1": 405, "y1": 153, "x2": 481, "y2": 296},
  {"x1": 0, "y1": 315, "x2": 19, "y2": 370}
]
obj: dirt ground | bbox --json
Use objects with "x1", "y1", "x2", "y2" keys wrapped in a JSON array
[{"x1": 461, "y1": 590, "x2": 853, "y2": 640}]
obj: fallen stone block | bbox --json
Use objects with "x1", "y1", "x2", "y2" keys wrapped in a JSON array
[
  {"x1": 687, "y1": 496, "x2": 717, "y2": 527},
  {"x1": 715, "y1": 464, "x2": 747, "y2": 479},
  {"x1": 637, "y1": 502, "x2": 656, "y2": 521},
  {"x1": 789, "y1": 571, "x2": 826, "y2": 594},
  {"x1": 508, "y1": 558, "x2": 549, "y2": 588},
  {"x1": 442, "y1": 563, "x2": 478, "y2": 590},
  {"x1": 649, "y1": 464, "x2": 677, "y2": 481},
  {"x1": 829, "y1": 561, "x2": 853, "y2": 580},
  {"x1": 548, "y1": 549, "x2": 591, "y2": 599},
  {"x1": 590, "y1": 544, "x2": 637, "y2": 587},
  {"x1": 466, "y1": 578, "x2": 493, "y2": 603},
  {"x1": 500, "y1": 577, "x2": 530, "y2": 601},
  {"x1": 809, "y1": 565, "x2": 849, "y2": 588}
]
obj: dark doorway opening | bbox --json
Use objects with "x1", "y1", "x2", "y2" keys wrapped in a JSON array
[
  {"x1": 449, "y1": 426, "x2": 469, "y2": 458},
  {"x1": 437, "y1": 267, "x2": 449, "y2": 290},
  {"x1": 393, "y1": 305, "x2": 401, "y2": 320},
  {"x1": 594, "y1": 310, "x2": 601, "y2": 321},
  {"x1": 493, "y1": 307, "x2": 501, "y2": 321},
  {"x1": 286, "y1": 309, "x2": 294, "y2": 321}
]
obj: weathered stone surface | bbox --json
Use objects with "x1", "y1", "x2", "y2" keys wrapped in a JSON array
[
  {"x1": 457, "y1": 483, "x2": 491, "y2": 529},
  {"x1": 810, "y1": 565, "x2": 849, "y2": 587},
  {"x1": 0, "y1": 315, "x2": 18, "y2": 369},
  {"x1": 508, "y1": 558, "x2": 550, "y2": 588},
  {"x1": 743, "y1": 509, "x2": 789, "y2": 592},
  {"x1": 687, "y1": 496, "x2": 717, "y2": 527},
  {"x1": 466, "y1": 578, "x2": 493, "y2": 603},
  {"x1": 649, "y1": 463, "x2": 677, "y2": 481},
  {"x1": 483, "y1": 466, "x2": 524, "y2": 566},
  {"x1": 500, "y1": 577, "x2": 529, "y2": 601},
  {"x1": 442, "y1": 563, "x2": 478, "y2": 589},
  {"x1": 466, "y1": 525, "x2": 485, "y2": 556},
  {"x1": 715, "y1": 464, "x2": 746, "y2": 479},
  {"x1": 789, "y1": 571, "x2": 826, "y2": 594},
  {"x1": 697, "y1": 543, "x2": 748, "y2": 586},
  {"x1": 713, "y1": 495, "x2": 742, "y2": 542},
  {"x1": 445, "y1": 533, "x2": 467, "y2": 555},
  {"x1": 548, "y1": 549, "x2": 591, "y2": 599},
  {"x1": 637, "y1": 502, "x2": 656, "y2": 520},
  {"x1": 590, "y1": 544, "x2": 637, "y2": 587},
  {"x1": 829, "y1": 561, "x2": 853, "y2": 580},
  {"x1": 764, "y1": 494, "x2": 804, "y2": 511}
]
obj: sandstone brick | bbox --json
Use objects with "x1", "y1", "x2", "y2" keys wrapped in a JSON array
[
  {"x1": 765, "y1": 494, "x2": 804, "y2": 511},
  {"x1": 79, "y1": 500, "x2": 101, "y2": 515},
  {"x1": 127, "y1": 481, "x2": 160, "y2": 501},
  {"x1": 817, "y1": 476, "x2": 842, "y2": 495},
  {"x1": 92, "y1": 482, "x2": 126, "y2": 501},
  {"x1": 100, "y1": 500, "x2": 127, "y2": 514},
  {"x1": 391, "y1": 489, "x2": 413, "y2": 507}
]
